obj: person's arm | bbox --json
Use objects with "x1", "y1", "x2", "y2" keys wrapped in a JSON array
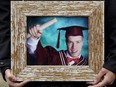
[
  {"x1": 0, "y1": 0, "x2": 28, "y2": 87},
  {"x1": 27, "y1": 24, "x2": 42, "y2": 54},
  {"x1": 88, "y1": 0, "x2": 116, "y2": 87},
  {"x1": 0, "y1": 0, "x2": 11, "y2": 81},
  {"x1": 27, "y1": 37, "x2": 40, "y2": 54},
  {"x1": 103, "y1": 0, "x2": 116, "y2": 75},
  {"x1": 27, "y1": 18, "x2": 57, "y2": 54}
]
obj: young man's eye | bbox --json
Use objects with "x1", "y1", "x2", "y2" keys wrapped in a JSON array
[
  {"x1": 68, "y1": 41, "x2": 72, "y2": 44},
  {"x1": 76, "y1": 41, "x2": 79, "y2": 43}
]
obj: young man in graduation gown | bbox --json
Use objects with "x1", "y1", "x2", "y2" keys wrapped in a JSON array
[{"x1": 27, "y1": 26, "x2": 88, "y2": 66}]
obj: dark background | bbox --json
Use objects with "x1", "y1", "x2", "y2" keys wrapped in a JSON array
[{"x1": 0, "y1": 0, "x2": 116, "y2": 87}]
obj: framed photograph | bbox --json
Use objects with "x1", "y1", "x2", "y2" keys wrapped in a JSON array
[{"x1": 11, "y1": 1, "x2": 104, "y2": 81}]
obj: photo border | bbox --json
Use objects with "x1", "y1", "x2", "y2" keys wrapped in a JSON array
[{"x1": 11, "y1": 1, "x2": 104, "y2": 81}]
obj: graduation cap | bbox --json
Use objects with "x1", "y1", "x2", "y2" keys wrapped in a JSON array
[{"x1": 56, "y1": 26, "x2": 87, "y2": 48}]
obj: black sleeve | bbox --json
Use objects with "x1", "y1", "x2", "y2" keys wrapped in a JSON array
[
  {"x1": 0, "y1": 0, "x2": 11, "y2": 80},
  {"x1": 103, "y1": 0, "x2": 116, "y2": 74}
]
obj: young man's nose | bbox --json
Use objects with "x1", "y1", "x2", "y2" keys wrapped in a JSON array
[{"x1": 72, "y1": 43, "x2": 76, "y2": 49}]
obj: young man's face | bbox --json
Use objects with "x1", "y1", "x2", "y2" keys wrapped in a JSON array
[{"x1": 67, "y1": 36, "x2": 83, "y2": 58}]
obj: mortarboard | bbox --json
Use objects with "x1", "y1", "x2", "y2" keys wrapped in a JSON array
[{"x1": 56, "y1": 26, "x2": 87, "y2": 48}]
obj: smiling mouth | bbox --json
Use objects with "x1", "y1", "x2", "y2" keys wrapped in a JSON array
[{"x1": 71, "y1": 50, "x2": 78, "y2": 53}]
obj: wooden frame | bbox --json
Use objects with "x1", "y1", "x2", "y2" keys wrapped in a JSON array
[{"x1": 11, "y1": 1, "x2": 104, "y2": 81}]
